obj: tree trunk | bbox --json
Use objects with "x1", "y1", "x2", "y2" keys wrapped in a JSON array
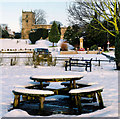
[
  {"x1": 115, "y1": 33, "x2": 120, "y2": 70},
  {"x1": 53, "y1": 42, "x2": 54, "y2": 47}
]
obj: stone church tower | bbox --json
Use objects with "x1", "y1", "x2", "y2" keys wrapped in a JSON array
[
  {"x1": 21, "y1": 11, "x2": 66, "y2": 39},
  {"x1": 21, "y1": 11, "x2": 35, "y2": 39}
]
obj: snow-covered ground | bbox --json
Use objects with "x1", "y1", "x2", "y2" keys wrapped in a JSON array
[
  {"x1": 102, "y1": 51, "x2": 115, "y2": 58},
  {"x1": 0, "y1": 39, "x2": 119, "y2": 118},
  {"x1": 0, "y1": 38, "x2": 73, "y2": 52},
  {"x1": 0, "y1": 39, "x2": 51, "y2": 50},
  {"x1": 1, "y1": 55, "x2": 118, "y2": 117}
]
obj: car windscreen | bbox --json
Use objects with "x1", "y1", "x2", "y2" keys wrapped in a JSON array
[{"x1": 37, "y1": 49, "x2": 48, "y2": 53}]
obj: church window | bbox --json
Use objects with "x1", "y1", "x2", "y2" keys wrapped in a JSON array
[{"x1": 26, "y1": 15, "x2": 28, "y2": 18}]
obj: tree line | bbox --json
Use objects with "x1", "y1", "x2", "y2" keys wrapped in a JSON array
[
  {"x1": 64, "y1": 19, "x2": 115, "y2": 51},
  {"x1": 29, "y1": 21, "x2": 61, "y2": 46},
  {"x1": 66, "y1": 0, "x2": 120, "y2": 70}
]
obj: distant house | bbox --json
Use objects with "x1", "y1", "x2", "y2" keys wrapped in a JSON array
[
  {"x1": 8, "y1": 29, "x2": 15, "y2": 38},
  {"x1": 0, "y1": 24, "x2": 15, "y2": 38}
]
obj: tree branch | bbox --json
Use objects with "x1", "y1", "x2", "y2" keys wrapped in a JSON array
[{"x1": 92, "y1": 16, "x2": 115, "y2": 36}]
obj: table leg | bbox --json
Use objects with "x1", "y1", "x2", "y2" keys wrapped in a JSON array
[
  {"x1": 39, "y1": 97, "x2": 45, "y2": 109},
  {"x1": 13, "y1": 94, "x2": 20, "y2": 108},
  {"x1": 70, "y1": 80, "x2": 72, "y2": 88},
  {"x1": 39, "y1": 97, "x2": 45, "y2": 114},
  {"x1": 73, "y1": 79, "x2": 76, "y2": 89},
  {"x1": 22, "y1": 95, "x2": 28, "y2": 101},
  {"x1": 40, "y1": 82, "x2": 43, "y2": 89}
]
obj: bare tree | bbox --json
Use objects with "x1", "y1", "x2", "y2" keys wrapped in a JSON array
[
  {"x1": 67, "y1": 1, "x2": 93, "y2": 26},
  {"x1": 19, "y1": 9, "x2": 47, "y2": 30},
  {"x1": 68, "y1": 0, "x2": 120, "y2": 70},
  {"x1": 33, "y1": 9, "x2": 47, "y2": 24}
]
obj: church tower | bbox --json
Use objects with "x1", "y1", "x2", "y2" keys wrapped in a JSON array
[
  {"x1": 21, "y1": 11, "x2": 35, "y2": 39},
  {"x1": 21, "y1": 10, "x2": 67, "y2": 39}
]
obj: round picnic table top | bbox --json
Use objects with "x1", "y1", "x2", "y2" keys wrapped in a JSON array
[{"x1": 30, "y1": 74, "x2": 84, "y2": 82}]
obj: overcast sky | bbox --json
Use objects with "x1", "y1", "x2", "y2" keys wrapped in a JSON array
[{"x1": 0, "y1": 0, "x2": 72, "y2": 32}]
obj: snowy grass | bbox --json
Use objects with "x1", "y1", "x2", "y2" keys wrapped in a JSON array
[
  {"x1": 0, "y1": 39, "x2": 118, "y2": 117},
  {"x1": 1, "y1": 59, "x2": 118, "y2": 117}
]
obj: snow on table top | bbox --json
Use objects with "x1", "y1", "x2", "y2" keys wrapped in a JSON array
[
  {"x1": 13, "y1": 87, "x2": 54, "y2": 95},
  {"x1": 69, "y1": 84, "x2": 103, "y2": 94},
  {"x1": 30, "y1": 74, "x2": 83, "y2": 80}
]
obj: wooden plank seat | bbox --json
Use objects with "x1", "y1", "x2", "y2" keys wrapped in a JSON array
[
  {"x1": 15, "y1": 82, "x2": 50, "y2": 89},
  {"x1": 65, "y1": 58, "x2": 92, "y2": 72},
  {"x1": 69, "y1": 84, "x2": 104, "y2": 112},
  {"x1": 45, "y1": 87, "x2": 69, "y2": 95},
  {"x1": 61, "y1": 81, "x2": 71, "y2": 87},
  {"x1": 61, "y1": 80, "x2": 98, "y2": 88},
  {"x1": 25, "y1": 82, "x2": 50, "y2": 89},
  {"x1": 76, "y1": 80, "x2": 98, "y2": 87},
  {"x1": 12, "y1": 87, "x2": 54, "y2": 111}
]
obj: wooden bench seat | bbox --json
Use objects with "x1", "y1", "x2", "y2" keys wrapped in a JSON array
[
  {"x1": 69, "y1": 84, "x2": 104, "y2": 112},
  {"x1": 61, "y1": 80, "x2": 98, "y2": 88},
  {"x1": 76, "y1": 80, "x2": 98, "y2": 87},
  {"x1": 15, "y1": 82, "x2": 50, "y2": 89},
  {"x1": 65, "y1": 58, "x2": 92, "y2": 72},
  {"x1": 12, "y1": 87, "x2": 54, "y2": 111},
  {"x1": 25, "y1": 82, "x2": 50, "y2": 89}
]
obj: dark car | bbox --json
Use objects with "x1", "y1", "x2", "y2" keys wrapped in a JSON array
[{"x1": 34, "y1": 48, "x2": 51, "y2": 57}]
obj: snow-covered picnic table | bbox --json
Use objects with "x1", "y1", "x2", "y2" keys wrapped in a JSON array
[
  {"x1": 11, "y1": 71, "x2": 106, "y2": 115},
  {"x1": 12, "y1": 74, "x2": 84, "y2": 113},
  {"x1": 30, "y1": 74, "x2": 84, "y2": 90}
]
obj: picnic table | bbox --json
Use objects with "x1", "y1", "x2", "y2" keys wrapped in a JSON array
[
  {"x1": 12, "y1": 74, "x2": 104, "y2": 114},
  {"x1": 30, "y1": 74, "x2": 84, "y2": 90},
  {"x1": 12, "y1": 74, "x2": 83, "y2": 112}
]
